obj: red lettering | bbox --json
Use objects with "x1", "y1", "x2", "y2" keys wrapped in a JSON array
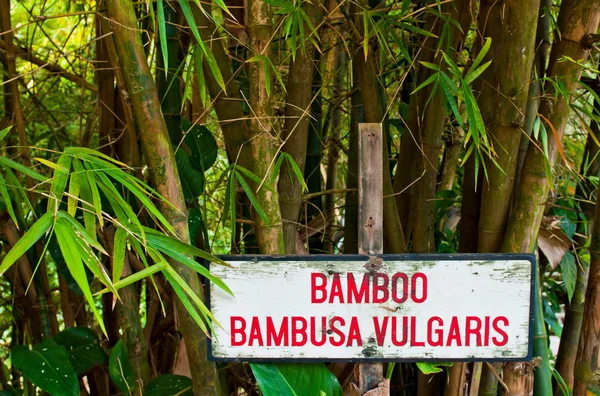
[
  {"x1": 484, "y1": 316, "x2": 490, "y2": 346},
  {"x1": 446, "y1": 316, "x2": 462, "y2": 346},
  {"x1": 230, "y1": 316, "x2": 246, "y2": 346},
  {"x1": 347, "y1": 317, "x2": 362, "y2": 346},
  {"x1": 348, "y1": 273, "x2": 370, "y2": 303},
  {"x1": 411, "y1": 272, "x2": 428, "y2": 303},
  {"x1": 427, "y1": 316, "x2": 444, "y2": 346},
  {"x1": 392, "y1": 316, "x2": 408, "y2": 346},
  {"x1": 373, "y1": 317, "x2": 388, "y2": 346},
  {"x1": 311, "y1": 273, "x2": 327, "y2": 303},
  {"x1": 329, "y1": 274, "x2": 345, "y2": 303},
  {"x1": 373, "y1": 273, "x2": 389, "y2": 303},
  {"x1": 391, "y1": 273, "x2": 408, "y2": 303},
  {"x1": 329, "y1": 317, "x2": 346, "y2": 347},
  {"x1": 266, "y1": 317, "x2": 288, "y2": 346},
  {"x1": 465, "y1": 316, "x2": 482, "y2": 346},
  {"x1": 291, "y1": 316, "x2": 307, "y2": 346},
  {"x1": 410, "y1": 316, "x2": 425, "y2": 346},
  {"x1": 310, "y1": 317, "x2": 327, "y2": 347},
  {"x1": 492, "y1": 316, "x2": 509, "y2": 346},
  {"x1": 248, "y1": 317, "x2": 264, "y2": 346}
]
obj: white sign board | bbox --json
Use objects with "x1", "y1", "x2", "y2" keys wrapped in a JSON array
[{"x1": 208, "y1": 254, "x2": 534, "y2": 361}]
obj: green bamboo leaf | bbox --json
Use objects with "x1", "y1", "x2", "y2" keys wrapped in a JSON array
[
  {"x1": 235, "y1": 171, "x2": 269, "y2": 223},
  {"x1": 98, "y1": 261, "x2": 166, "y2": 294},
  {"x1": 67, "y1": 169, "x2": 82, "y2": 217},
  {"x1": 0, "y1": 173, "x2": 18, "y2": 228},
  {"x1": 162, "y1": 265, "x2": 219, "y2": 332},
  {"x1": 4, "y1": 166, "x2": 34, "y2": 219},
  {"x1": 56, "y1": 211, "x2": 106, "y2": 254},
  {"x1": 0, "y1": 126, "x2": 10, "y2": 141},
  {"x1": 85, "y1": 170, "x2": 104, "y2": 229},
  {"x1": 73, "y1": 236, "x2": 119, "y2": 299},
  {"x1": 177, "y1": 0, "x2": 226, "y2": 91},
  {"x1": 194, "y1": 47, "x2": 208, "y2": 107},
  {"x1": 470, "y1": 37, "x2": 491, "y2": 72},
  {"x1": 464, "y1": 60, "x2": 492, "y2": 84},
  {"x1": 144, "y1": 232, "x2": 233, "y2": 295},
  {"x1": 34, "y1": 157, "x2": 69, "y2": 173},
  {"x1": 162, "y1": 266, "x2": 209, "y2": 335},
  {"x1": 398, "y1": 21, "x2": 438, "y2": 38},
  {"x1": 0, "y1": 212, "x2": 53, "y2": 276},
  {"x1": 419, "y1": 61, "x2": 440, "y2": 72},
  {"x1": 72, "y1": 160, "x2": 97, "y2": 237},
  {"x1": 411, "y1": 72, "x2": 439, "y2": 95},
  {"x1": 234, "y1": 165, "x2": 276, "y2": 193},
  {"x1": 284, "y1": 153, "x2": 308, "y2": 193},
  {"x1": 416, "y1": 362, "x2": 453, "y2": 375},
  {"x1": 0, "y1": 156, "x2": 46, "y2": 182},
  {"x1": 65, "y1": 147, "x2": 130, "y2": 168},
  {"x1": 157, "y1": 0, "x2": 169, "y2": 79},
  {"x1": 113, "y1": 227, "x2": 126, "y2": 283},
  {"x1": 55, "y1": 218, "x2": 106, "y2": 336},
  {"x1": 46, "y1": 154, "x2": 72, "y2": 213}
]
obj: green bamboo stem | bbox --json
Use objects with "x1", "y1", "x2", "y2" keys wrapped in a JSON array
[
  {"x1": 476, "y1": 0, "x2": 541, "y2": 253},
  {"x1": 277, "y1": 0, "x2": 322, "y2": 254},
  {"x1": 103, "y1": 0, "x2": 220, "y2": 393},
  {"x1": 501, "y1": 1, "x2": 600, "y2": 395}
]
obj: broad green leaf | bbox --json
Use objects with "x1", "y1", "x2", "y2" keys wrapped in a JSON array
[
  {"x1": 0, "y1": 212, "x2": 53, "y2": 276},
  {"x1": 181, "y1": 118, "x2": 218, "y2": 171},
  {"x1": 176, "y1": 150, "x2": 205, "y2": 201},
  {"x1": 109, "y1": 340, "x2": 134, "y2": 395},
  {"x1": 12, "y1": 339, "x2": 79, "y2": 396},
  {"x1": 560, "y1": 252, "x2": 577, "y2": 302},
  {"x1": 188, "y1": 207, "x2": 204, "y2": 247},
  {"x1": 416, "y1": 362, "x2": 453, "y2": 375},
  {"x1": 54, "y1": 327, "x2": 107, "y2": 375},
  {"x1": 145, "y1": 375, "x2": 193, "y2": 396},
  {"x1": 250, "y1": 363, "x2": 342, "y2": 396}
]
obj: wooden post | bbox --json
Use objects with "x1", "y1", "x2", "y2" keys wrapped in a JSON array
[{"x1": 354, "y1": 123, "x2": 388, "y2": 395}]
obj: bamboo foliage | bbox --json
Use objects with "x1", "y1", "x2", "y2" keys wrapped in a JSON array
[{"x1": 2, "y1": 0, "x2": 600, "y2": 394}]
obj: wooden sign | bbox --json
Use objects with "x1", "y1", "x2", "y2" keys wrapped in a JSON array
[{"x1": 208, "y1": 254, "x2": 534, "y2": 361}]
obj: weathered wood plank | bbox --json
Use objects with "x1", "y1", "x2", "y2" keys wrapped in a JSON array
[
  {"x1": 357, "y1": 123, "x2": 385, "y2": 393},
  {"x1": 358, "y1": 123, "x2": 383, "y2": 256}
]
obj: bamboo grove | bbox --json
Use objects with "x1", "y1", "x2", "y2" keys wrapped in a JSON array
[{"x1": 0, "y1": 0, "x2": 600, "y2": 395}]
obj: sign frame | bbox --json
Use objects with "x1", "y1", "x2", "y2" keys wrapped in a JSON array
[{"x1": 206, "y1": 253, "x2": 535, "y2": 363}]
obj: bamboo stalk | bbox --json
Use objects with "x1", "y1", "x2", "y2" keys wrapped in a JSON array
[
  {"x1": 501, "y1": 1, "x2": 600, "y2": 395},
  {"x1": 103, "y1": 0, "x2": 220, "y2": 393},
  {"x1": 277, "y1": 0, "x2": 322, "y2": 254}
]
